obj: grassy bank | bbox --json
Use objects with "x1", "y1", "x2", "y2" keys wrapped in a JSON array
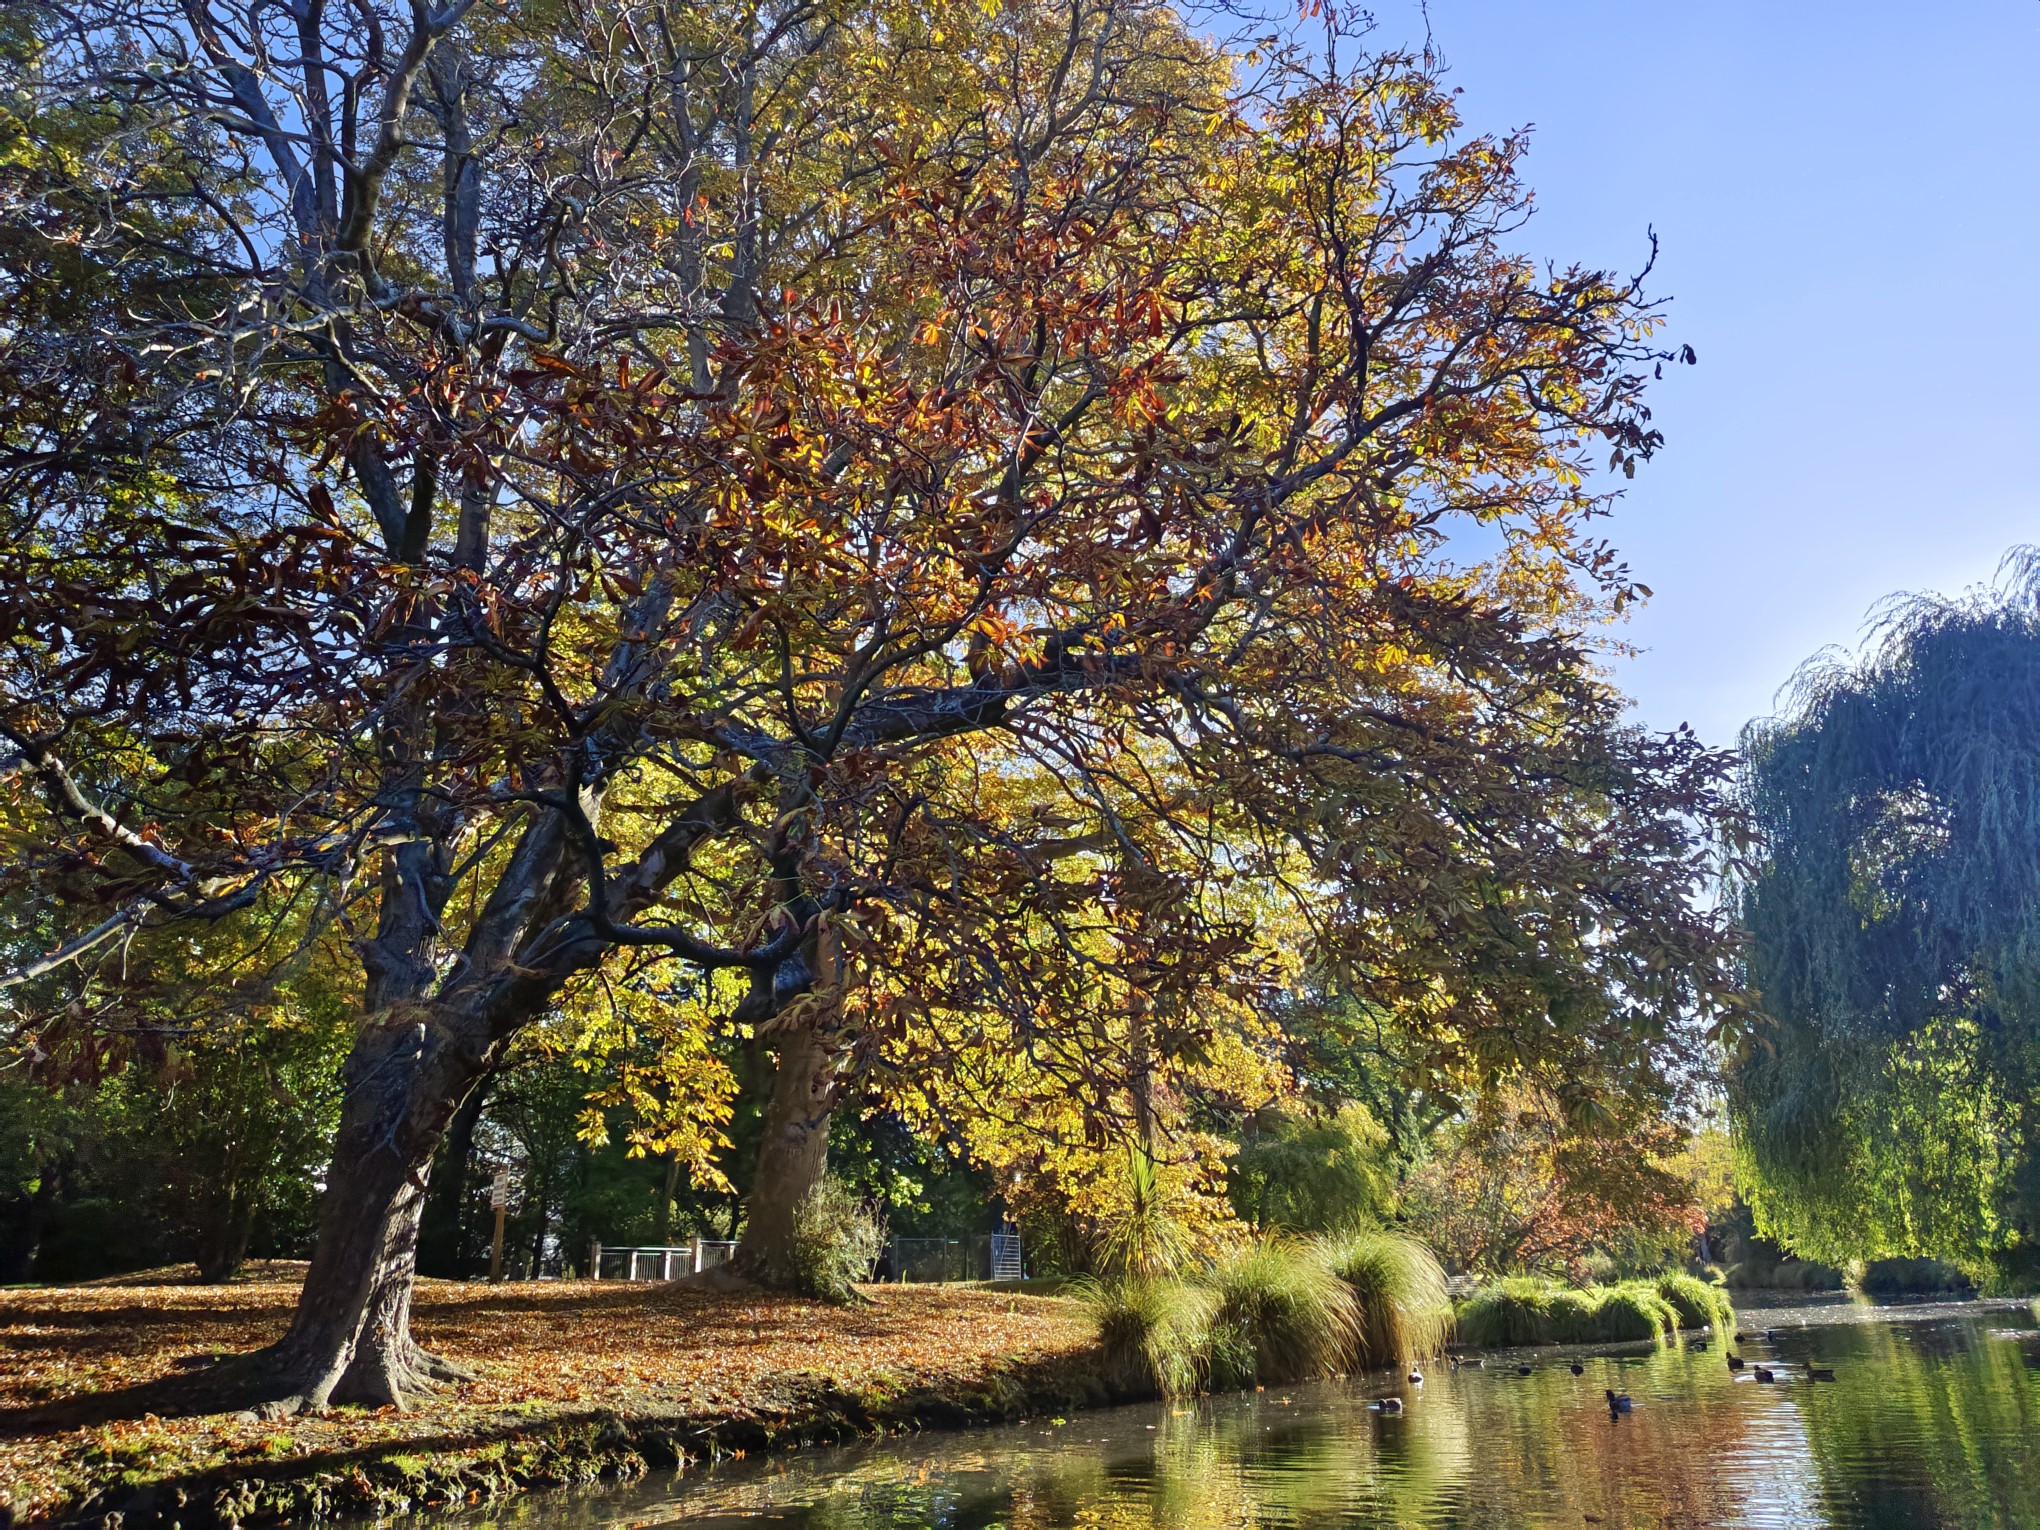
[
  {"x1": 1456, "y1": 1273, "x2": 1733, "y2": 1348},
  {"x1": 0, "y1": 1269, "x2": 1102, "y2": 1529}
]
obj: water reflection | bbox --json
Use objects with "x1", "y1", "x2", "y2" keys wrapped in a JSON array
[{"x1": 427, "y1": 1299, "x2": 2040, "y2": 1530}]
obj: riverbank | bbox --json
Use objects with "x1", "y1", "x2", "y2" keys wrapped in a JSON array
[{"x1": 0, "y1": 1267, "x2": 1106, "y2": 1528}]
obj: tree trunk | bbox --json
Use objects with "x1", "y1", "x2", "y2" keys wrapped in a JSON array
[
  {"x1": 195, "y1": 1198, "x2": 256, "y2": 1284},
  {"x1": 418, "y1": 1075, "x2": 491, "y2": 1277},
  {"x1": 731, "y1": 1018, "x2": 841, "y2": 1287},
  {"x1": 229, "y1": 1013, "x2": 486, "y2": 1416},
  {"x1": 655, "y1": 1151, "x2": 681, "y2": 1245},
  {"x1": 0, "y1": 1171, "x2": 58, "y2": 1283}
]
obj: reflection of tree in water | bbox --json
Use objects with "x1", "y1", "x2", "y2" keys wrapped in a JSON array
[{"x1": 1790, "y1": 1318, "x2": 2040, "y2": 1526}]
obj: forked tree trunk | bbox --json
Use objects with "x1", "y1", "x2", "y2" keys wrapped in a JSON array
[
  {"x1": 732, "y1": 1017, "x2": 842, "y2": 1287},
  {"x1": 232, "y1": 1013, "x2": 486, "y2": 1415}
]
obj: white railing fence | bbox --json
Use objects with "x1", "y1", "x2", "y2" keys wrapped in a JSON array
[{"x1": 587, "y1": 1239, "x2": 738, "y2": 1281}]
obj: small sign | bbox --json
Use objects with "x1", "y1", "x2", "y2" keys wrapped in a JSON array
[{"x1": 490, "y1": 1168, "x2": 512, "y2": 1210}]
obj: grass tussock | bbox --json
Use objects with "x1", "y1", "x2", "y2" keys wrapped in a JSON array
[
  {"x1": 1653, "y1": 1271, "x2": 1736, "y2": 1330},
  {"x1": 1322, "y1": 1230, "x2": 1454, "y2": 1368},
  {"x1": 1080, "y1": 1278, "x2": 1213, "y2": 1398},
  {"x1": 1079, "y1": 1232, "x2": 1455, "y2": 1398},
  {"x1": 1457, "y1": 1275, "x2": 1728, "y2": 1348},
  {"x1": 1204, "y1": 1241, "x2": 1361, "y2": 1390}
]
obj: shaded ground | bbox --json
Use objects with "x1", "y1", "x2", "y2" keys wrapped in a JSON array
[{"x1": 0, "y1": 1265, "x2": 1095, "y2": 1527}]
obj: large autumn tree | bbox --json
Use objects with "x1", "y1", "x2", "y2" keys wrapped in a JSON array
[{"x1": 1, "y1": 0, "x2": 1729, "y2": 1413}]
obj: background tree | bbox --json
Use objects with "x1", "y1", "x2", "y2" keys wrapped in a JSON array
[
  {"x1": 1729, "y1": 555, "x2": 2040, "y2": 1283},
  {"x1": 1, "y1": 0, "x2": 1728, "y2": 1414},
  {"x1": 1399, "y1": 1092, "x2": 1706, "y2": 1281}
]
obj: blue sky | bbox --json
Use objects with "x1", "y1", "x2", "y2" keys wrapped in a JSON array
[{"x1": 1364, "y1": 0, "x2": 2040, "y2": 748}]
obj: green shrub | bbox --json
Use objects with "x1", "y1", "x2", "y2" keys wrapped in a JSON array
[
  {"x1": 1724, "y1": 1254, "x2": 1844, "y2": 1291},
  {"x1": 1202, "y1": 1240, "x2": 1359, "y2": 1389},
  {"x1": 1324, "y1": 1230, "x2": 1454, "y2": 1369},
  {"x1": 1080, "y1": 1278, "x2": 1213, "y2": 1398},
  {"x1": 787, "y1": 1174, "x2": 888, "y2": 1303},
  {"x1": 1654, "y1": 1271, "x2": 1735, "y2": 1330},
  {"x1": 1857, "y1": 1257, "x2": 1974, "y2": 1296}
]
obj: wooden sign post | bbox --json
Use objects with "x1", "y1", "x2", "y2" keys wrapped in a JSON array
[{"x1": 489, "y1": 1167, "x2": 511, "y2": 1282}]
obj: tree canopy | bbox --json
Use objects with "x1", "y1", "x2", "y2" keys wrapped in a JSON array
[
  {"x1": 1730, "y1": 557, "x2": 2040, "y2": 1280},
  {"x1": 1, "y1": 0, "x2": 1731, "y2": 1411}
]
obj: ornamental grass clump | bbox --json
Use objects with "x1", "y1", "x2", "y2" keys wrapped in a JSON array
[
  {"x1": 1081, "y1": 1278, "x2": 1213, "y2": 1398},
  {"x1": 1457, "y1": 1277, "x2": 1694, "y2": 1346},
  {"x1": 1653, "y1": 1271, "x2": 1735, "y2": 1331},
  {"x1": 1456, "y1": 1277, "x2": 1559, "y2": 1348},
  {"x1": 1202, "y1": 1241, "x2": 1361, "y2": 1390},
  {"x1": 1324, "y1": 1230, "x2": 1454, "y2": 1369},
  {"x1": 1591, "y1": 1283, "x2": 1681, "y2": 1342},
  {"x1": 1543, "y1": 1286, "x2": 1602, "y2": 1343}
]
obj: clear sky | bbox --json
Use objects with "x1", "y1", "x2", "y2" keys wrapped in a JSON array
[{"x1": 1363, "y1": 0, "x2": 2040, "y2": 748}]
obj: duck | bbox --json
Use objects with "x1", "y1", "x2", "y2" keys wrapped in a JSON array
[
  {"x1": 1605, "y1": 1389, "x2": 1633, "y2": 1414},
  {"x1": 1734, "y1": 1331, "x2": 1751, "y2": 1343},
  {"x1": 1516, "y1": 1363, "x2": 1534, "y2": 1375},
  {"x1": 1726, "y1": 1354, "x2": 1745, "y2": 1371},
  {"x1": 1569, "y1": 1362, "x2": 1585, "y2": 1376},
  {"x1": 1407, "y1": 1368, "x2": 1425, "y2": 1384},
  {"x1": 1753, "y1": 1366, "x2": 1776, "y2": 1383},
  {"x1": 1806, "y1": 1363, "x2": 1835, "y2": 1382},
  {"x1": 1765, "y1": 1328, "x2": 1781, "y2": 1342},
  {"x1": 1376, "y1": 1397, "x2": 1404, "y2": 1414}
]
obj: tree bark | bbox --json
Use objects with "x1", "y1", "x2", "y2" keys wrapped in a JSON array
[
  {"x1": 418, "y1": 1074, "x2": 491, "y2": 1277},
  {"x1": 230, "y1": 1013, "x2": 488, "y2": 1415},
  {"x1": 655, "y1": 1151, "x2": 681, "y2": 1245},
  {"x1": 195, "y1": 1200, "x2": 255, "y2": 1285},
  {"x1": 731, "y1": 1017, "x2": 842, "y2": 1287}
]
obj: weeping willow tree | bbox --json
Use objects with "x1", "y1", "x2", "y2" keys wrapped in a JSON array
[{"x1": 1730, "y1": 555, "x2": 2040, "y2": 1281}]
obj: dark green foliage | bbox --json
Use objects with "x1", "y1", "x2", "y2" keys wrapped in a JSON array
[
  {"x1": 1858, "y1": 1258, "x2": 1973, "y2": 1296},
  {"x1": 1725, "y1": 1254, "x2": 1844, "y2": 1291},
  {"x1": 1732, "y1": 565, "x2": 2040, "y2": 1278},
  {"x1": 0, "y1": 1017, "x2": 343, "y2": 1284}
]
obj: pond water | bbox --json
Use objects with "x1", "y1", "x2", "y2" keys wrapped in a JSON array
[{"x1": 429, "y1": 1295, "x2": 2040, "y2": 1529}]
